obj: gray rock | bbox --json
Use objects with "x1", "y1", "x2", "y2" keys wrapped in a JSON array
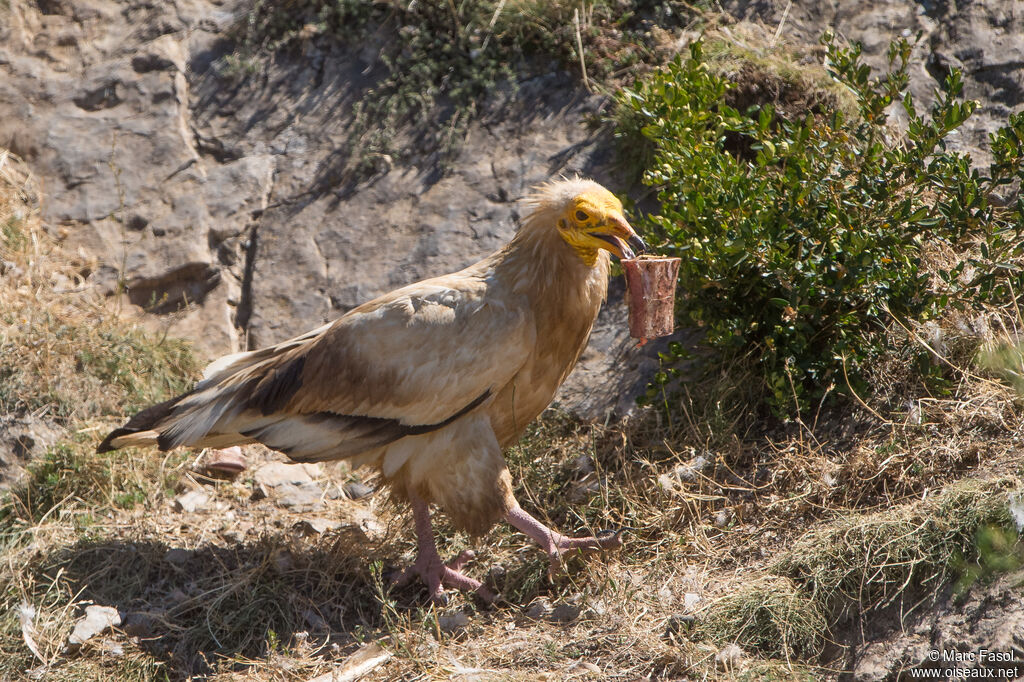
[
  {"x1": 173, "y1": 489, "x2": 210, "y2": 513},
  {"x1": 525, "y1": 598, "x2": 552, "y2": 620},
  {"x1": 721, "y1": 1, "x2": 1024, "y2": 172},
  {"x1": 437, "y1": 610, "x2": 471, "y2": 633},
  {"x1": 275, "y1": 483, "x2": 324, "y2": 512},
  {"x1": 254, "y1": 462, "x2": 326, "y2": 512},
  {"x1": 254, "y1": 461, "x2": 318, "y2": 487},
  {"x1": 0, "y1": 416, "x2": 61, "y2": 491},
  {"x1": 121, "y1": 611, "x2": 160, "y2": 638},
  {"x1": 342, "y1": 481, "x2": 374, "y2": 500},
  {"x1": 163, "y1": 547, "x2": 190, "y2": 565},
  {"x1": 848, "y1": 568, "x2": 1024, "y2": 681},
  {"x1": 550, "y1": 603, "x2": 582, "y2": 623},
  {"x1": 68, "y1": 605, "x2": 122, "y2": 648},
  {"x1": 293, "y1": 517, "x2": 342, "y2": 536}
]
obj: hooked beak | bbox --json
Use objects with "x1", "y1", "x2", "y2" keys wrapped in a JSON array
[{"x1": 592, "y1": 214, "x2": 647, "y2": 260}]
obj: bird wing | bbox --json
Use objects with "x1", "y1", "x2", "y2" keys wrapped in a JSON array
[{"x1": 156, "y1": 271, "x2": 536, "y2": 461}]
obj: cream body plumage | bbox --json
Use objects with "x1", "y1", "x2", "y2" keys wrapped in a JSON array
[{"x1": 98, "y1": 177, "x2": 644, "y2": 600}]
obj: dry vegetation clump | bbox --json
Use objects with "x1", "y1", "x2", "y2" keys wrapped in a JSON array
[
  {"x1": 694, "y1": 575, "x2": 826, "y2": 661},
  {"x1": 774, "y1": 477, "x2": 1019, "y2": 613},
  {"x1": 690, "y1": 477, "x2": 1021, "y2": 663}
]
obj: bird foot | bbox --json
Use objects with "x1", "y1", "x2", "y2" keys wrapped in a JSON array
[
  {"x1": 540, "y1": 527, "x2": 627, "y2": 576},
  {"x1": 396, "y1": 496, "x2": 497, "y2": 605},
  {"x1": 504, "y1": 506, "x2": 626, "y2": 578},
  {"x1": 390, "y1": 549, "x2": 496, "y2": 605}
]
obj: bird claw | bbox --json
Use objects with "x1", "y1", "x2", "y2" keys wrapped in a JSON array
[
  {"x1": 388, "y1": 550, "x2": 495, "y2": 605},
  {"x1": 545, "y1": 527, "x2": 630, "y2": 577},
  {"x1": 596, "y1": 526, "x2": 631, "y2": 549}
]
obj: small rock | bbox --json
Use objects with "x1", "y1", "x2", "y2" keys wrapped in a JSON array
[
  {"x1": 293, "y1": 517, "x2": 343, "y2": 536},
  {"x1": 550, "y1": 603, "x2": 581, "y2": 623},
  {"x1": 715, "y1": 643, "x2": 746, "y2": 671},
  {"x1": 437, "y1": 610, "x2": 470, "y2": 633},
  {"x1": 68, "y1": 605, "x2": 122, "y2": 648},
  {"x1": 278, "y1": 483, "x2": 325, "y2": 511},
  {"x1": 254, "y1": 462, "x2": 325, "y2": 512},
  {"x1": 713, "y1": 509, "x2": 732, "y2": 529},
  {"x1": 525, "y1": 598, "x2": 552, "y2": 620},
  {"x1": 254, "y1": 461, "x2": 319, "y2": 487},
  {"x1": 174, "y1": 489, "x2": 210, "y2": 513},
  {"x1": 354, "y1": 511, "x2": 386, "y2": 543},
  {"x1": 303, "y1": 608, "x2": 328, "y2": 632},
  {"x1": 122, "y1": 611, "x2": 159, "y2": 638},
  {"x1": 99, "y1": 640, "x2": 124, "y2": 656},
  {"x1": 343, "y1": 481, "x2": 374, "y2": 500},
  {"x1": 683, "y1": 592, "x2": 701, "y2": 611},
  {"x1": 666, "y1": 613, "x2": 696, "y2": 635},
  {"x1": 164, "y1": 548, "x2": 190, "y2": 566}
]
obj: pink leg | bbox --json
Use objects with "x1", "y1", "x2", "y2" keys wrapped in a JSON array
[
  {"x1": 504, "y1": 505, "x2": 624, "y2": 575},
  {"x1": 391, "y1": 495, "x2": 495, "y2": 604}
]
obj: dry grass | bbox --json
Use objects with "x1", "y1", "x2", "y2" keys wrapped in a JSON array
[{"x1": 2, "y1": 139, "x2": 1024, "y2": 682}]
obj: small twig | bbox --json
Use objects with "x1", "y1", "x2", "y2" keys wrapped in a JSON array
[
  {"x1": 1008, "y1": 278, "x2": 1023, "y2": 329},
  {"x1": 840, "y1": 354, "x2": 893, "y2": 425},
  {"x1": 479, "y1": 0, "x2": 506, "y2": 53},
  {"x1": 446, "y1": 0, "x2": 460, "y2": 37},
  {"x1": 573, "y1": 7, "x2": 592, "y2": 94},
  {"x1": 770, "y1": 0, "x2": 792, "y2": 48}
]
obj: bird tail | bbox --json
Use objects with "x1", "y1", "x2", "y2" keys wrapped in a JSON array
[
  {"x1": 97, "y1": 322, "x2": 331, "y2": 455},
  {"x1": 96, "y1": 392, "x2": 193, "y2": 453},
  {"x1": 95, "y1": 369, "x2": 267, "y2": 454},
  {"x1": 96, "y1": 348, "x2": 272, "y2": 454}
]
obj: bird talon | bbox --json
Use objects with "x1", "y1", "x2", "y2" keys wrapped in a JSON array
[
  {"x1": 596, "y1": 526, "x2": 631, "y2": 550},
  {"x1": 447, "y1": 549, "x2": 476, "y2": 573}
]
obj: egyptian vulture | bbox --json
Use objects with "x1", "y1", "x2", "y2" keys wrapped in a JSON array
[{"x1": 98, "y1": 177, "x2": 645, "y2": 602}]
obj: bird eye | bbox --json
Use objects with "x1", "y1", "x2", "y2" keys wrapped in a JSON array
[{"x1": 575, "y1": 210, "x2": 589, "y2": 222}]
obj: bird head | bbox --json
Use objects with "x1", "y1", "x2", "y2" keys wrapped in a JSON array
[{"x1": 548, "y1": 180, "x2": 646, "y2": 266}]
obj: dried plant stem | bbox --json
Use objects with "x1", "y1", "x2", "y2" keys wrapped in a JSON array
[{"x1": 573, "y1": 7, "x2": 592, "y2": 93}]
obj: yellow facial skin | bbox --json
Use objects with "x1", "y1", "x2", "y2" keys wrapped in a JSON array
[{"x1": 558, "y1": 191, "x2": 646, "y2": 266}]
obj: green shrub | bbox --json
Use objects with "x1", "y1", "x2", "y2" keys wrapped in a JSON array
[{"x1": 615, "y1": 36, "x2": 1024, "y2": 416}]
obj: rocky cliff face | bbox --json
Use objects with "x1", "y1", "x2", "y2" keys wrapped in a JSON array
[
  {"x1": 1, "y1": 0, "x2": 1021, "y2": 419},
  {"x1": 0, "y1": 0, "x2": 666, "y2": 417}
]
